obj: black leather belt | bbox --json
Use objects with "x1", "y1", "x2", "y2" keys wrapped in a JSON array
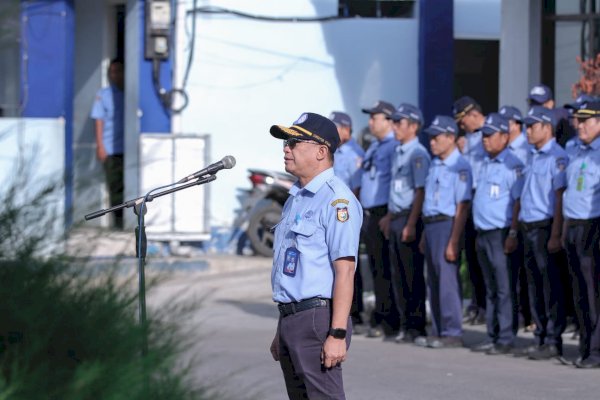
[
  {"x1": 363, "y1": 205, "x2": 388, "y2": 217},
  {"x1": 278, "y1": 298, "x2": 330, "y2": 317},
  {"x1": 423, "y1": 214, "x2": 452, "y2": 224},
  {"x1": 566, "y1": 218, "x2": 598, "y2": 227},
  {"x1": 390, "y1": 210, "x2": 411, "y2": 220},
  {"x1": 521, "y1": 219, "x2": 552, "y2": 231}
]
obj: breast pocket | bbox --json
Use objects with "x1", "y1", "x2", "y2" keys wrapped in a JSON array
[{"x1": 290, "y1": 221, "x2": 318, "y2": 252}]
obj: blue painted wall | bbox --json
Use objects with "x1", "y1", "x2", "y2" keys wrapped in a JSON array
[
  {"x1": 21, "y1": 0, "x2": 75, "y2": 225},
  {"x1": 138, "y1": 0, "x2": 171, "y2": 133},
  {"x1": 418, "y1": 0, "x2": 454, "y2": 128}
]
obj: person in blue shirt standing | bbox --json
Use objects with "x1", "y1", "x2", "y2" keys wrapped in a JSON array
[
  {"x1": 417, "y1": 116, "x2": 472, "y2": 349},
  {"x1": 378, "y1": 103, "x2": 430, "y2": 343},
  {"x1": 563, "y1": 101, "x2": 600, "y2": 369},
  {"x1": 453, "y1": 96, "x2": 487, "y2": 325},
  {"x1": 499, "y1": 105, "x2": 533, "y2": 334},
  {"x1": 516, "y1": 106, "x2": 568, "y2": 360},
  {"x1": 330, "y1": 111, "x2": 366, "y2": 332},
  {"x1": 527, "y1": 84, "x2": 575, "y2": 147},
  {"x1": 470, "y1": 113, "x2": 525, "y2": 355},
  {"x1": 91, "y1": 58, "x2": 125, "y2": 229},
  {"x1": 331, "y1": 111, "x2": 364, "y2": 192},
  {"x1": 268, "y1": 112, "x2": 362, "y2": 399},
  {"x1": 357, "y1": 100, "x2": 401, "y2": 338}
]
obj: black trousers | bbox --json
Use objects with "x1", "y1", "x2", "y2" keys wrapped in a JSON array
[
  {"x1": 388, "y1": 215, "x2": 426, "y2": 335},
  {"x1": 564, "y1": 219, "x2": 600, "y2": 362},
  {"x1": 522, "y1": 223, "x2": 566, "y2": 349},
  {"x1": 103, "y1": 154, "x2": 124, "y2": 229},
  {"x1": 465, "y1": 215, "x2": 487, "y2": 312},
  {"x1": 361, "y1": 206, "x2": 400, "y2": 334}
]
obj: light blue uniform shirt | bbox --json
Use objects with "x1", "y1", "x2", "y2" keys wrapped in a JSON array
[
  {"x1": 359, "y1": 131, "x2": 399, "y2": 208},
  {"x1": 563, "y1": 137, "x2": 600, "y2": 219},
  {"x1": 423, "y1": 148, "x2": 473, "y2": 217},
  {"x1": 508, "y1": 133, "x2": 531, "y2": 166},
  {"x1": 565, "y1": 136, "x2": 582, "y2": 157},
  {"x1": 334, "y1": 138, "x2": 365, "y2": 190},
  {"x1": 90, "y1": 86, "x2": 124, "y2": 155},
  {"x1": 519, "y1": 139, "x2": 568, "y2": 223},
  {"x1": 463, "y1": 131, "x2": 486, "y2": 189},
  {"x1": 473, "y1": 149, "x2": 525, "y2": 230},
  {"x1": 388, "y1": 137, "x2": 431, "y2": 213},
  {"x1": 271, "y1": 168, "x2": 362, "y2": 303}
]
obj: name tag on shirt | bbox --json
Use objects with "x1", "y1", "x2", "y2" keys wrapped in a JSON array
[
  {"x1": 283, "y1": 247, "x2": 300, "y2": 277},
  {"x1": 394, "y1": 179, "x2": 404, "y2": 193}
]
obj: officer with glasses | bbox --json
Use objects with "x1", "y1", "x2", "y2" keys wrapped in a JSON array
[{"x1": 269, "y1": 112, "x2": 362, "y2": 399}]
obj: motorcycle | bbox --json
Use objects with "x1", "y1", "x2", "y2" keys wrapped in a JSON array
[{"x1": 230, "y1": 168, "x2": 295, "y2": 257}]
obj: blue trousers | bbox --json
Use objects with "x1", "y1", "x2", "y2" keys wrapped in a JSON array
[
  {"x1": 476, "y1": 228, "x2": 515, "y2": 345},
  {"x1": 389, "y1": 215, "x2": 427, "y2": 335},
  {"x1": 522, "y1": 224, "x2": 565, "y2": 348},
  {"x1": 424, "y1": 219, "x2": 462, "y2": 337},
  {"x1": 564, "y1": 219, "x2": 600, "y2": 362}
]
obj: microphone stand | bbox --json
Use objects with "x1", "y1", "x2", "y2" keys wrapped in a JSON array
[{"x1": 85, "y1": 174, "x2": 217, "y2": 356}]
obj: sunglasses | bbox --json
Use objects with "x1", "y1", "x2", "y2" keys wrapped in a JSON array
[{"x1": 283, "y1": 138, "x2": 321, "y2": 149}]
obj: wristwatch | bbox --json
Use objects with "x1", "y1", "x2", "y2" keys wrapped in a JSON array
[
  {"x1": 508, "y1": 228, "x2": 518, "y2": 238},
  {"x1": 328, "y1": 328, "x2": 347, "y2": 339}
]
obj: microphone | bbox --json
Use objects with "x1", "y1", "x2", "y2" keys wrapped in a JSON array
[{"x1": 177, "y1": 155, "x2": 236, "y2": 184}]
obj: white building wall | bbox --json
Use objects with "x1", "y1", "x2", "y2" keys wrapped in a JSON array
[{"x1": 176, "y1": 0, "x2": 419, "y2": 226}]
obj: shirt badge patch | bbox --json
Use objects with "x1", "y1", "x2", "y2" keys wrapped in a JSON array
[
  {"x1": 331, "y1": 198, "x2": 350, "y2": 207},
  {"x1": 415, "y1": 156, "x2": 423, "y2": 169},
  {"x1": 515, "y1": 167, "x2": 523, "y2": 177},
  {"x1": 304, "y1": 210, "x2": 314, "y2": 219},
  {"x1": 556, "y1": 158, "x2": 566, "y2": 171},
  {"x1": 336, "y1": 207, "x2": 349, "y2": 222},
  {"x1": 459, "y1": 170, "x2": 468, "y2": 182}
]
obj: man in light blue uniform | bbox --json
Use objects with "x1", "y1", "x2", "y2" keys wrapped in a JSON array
[
  {"x1": 453, "y1": 96, "x2": 487, "y2": 325},
  {"x1": 357, "y1": 100, "x2": 401, "y2": 338},
  {"x1": 564, "y1": 95, "x2": 595, "y2": 156},
  {"x1": 471, "y1": 113, "x2": 525, "y2": 355},
  {"x1": 91, "y1": 58, "x2": 125, "y2": 229},
  {"x1": 500, "y1": 104, "x2": 532, "y2": 333},
  {"x1": 330, "y1": 111, "x2": 366, "y2": 332},
  {"x1": 528, "y1": 84, "x2": 575, "y2": 147},
  {"x1": 417, "y1": 116, "x2": 472, "y2": 349},
  {"x1": 517, "y1": 106, "x2": 567, "y2": 360},
  {"x1": 331, "y1": 111, "x2": 364, "y2": 191},
  {"x1": 378, "y1": 103, "x2": 430, "y2": 343},
  {"x1": 563, "y1": 101, "x2": 600, "y2": 368},
  {"x1": 268, "y1": 112, "x2": 362, "y2": 399}
]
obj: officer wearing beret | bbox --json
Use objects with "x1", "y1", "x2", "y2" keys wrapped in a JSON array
[
  {"x1": 358, "y1": 100, "x2": 401, "y2": 338},
  {"x1": 499, "y1": 104, "x2": 533, "y2": 334},
  {"x1": 563, "y1": 101, "x2": 600, "y2": 368},
  {"x1": 470, "y1": 113, "x2": 525, "y2": 355},
  {"x1": 453, "y1": 96, "x2": 487, "y2": 325},
  {"x1": 378, "y1": 103, "x2": 430, "y2": 343},
  {"x1": 517, "y1": 106, "x2": 567, "y2": 360},
  {"x1": 330, "y1": 111, "x2": 367, "y2": 333},
  {"x1": 417, "y1": 116, "x2": 473, "y2": 349},
  {"x1": 269, "y1": 112, "x2": 362, "y2": 399}
]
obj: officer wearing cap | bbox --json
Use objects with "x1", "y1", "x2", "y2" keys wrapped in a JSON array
[
  {"x1": 470, "y1": 113, "x2": 525, "y2": 355},
  {"x1": 331, "y1": 111, "x2": 365, "y2": 191},
  {"x1": 564, "y1": 95, "x2": 596, "y2": 155},
  {"x1": 330, "y1": 111, "x2": 366, "y2": 333},
  {"x1": 499, "y1": 104, "x2": 533, "y2": 334},
  {"x1": 516, "y1": 105, "x2": 567, "y2": 360},
  {"x1": 416, "y1": 116, "x2": 472, "y2": 349},
  {"x1": 358, "y1": 100, "x2": 401, "y2": 338},
  {"x1": 378, "y1": 103, "x2": 430, "y2": 343},
  {"x1": 528, "y1": 84, "x2": 575, "y2": 147},
  {"x1": 562, "y1": 101, "x2": 600, "y2": 368},
  {"x1": 268, "y1": 112, "x2": 362, "y2": 399},
  {"x1": 453, "y1": 96, "x2": 487, "y2": 325}
]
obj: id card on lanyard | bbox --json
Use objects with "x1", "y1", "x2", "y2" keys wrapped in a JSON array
[{"x1": 283, "y1": 234, "x2": 300, "y2": 277}]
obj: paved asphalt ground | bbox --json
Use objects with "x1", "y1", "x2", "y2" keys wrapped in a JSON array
[
  {"x1": 141, "y1": 254, "x2": 599, "y2": 400},
  {"x1": 68, "y1": 229, "x2": 598, "y2": 400}
]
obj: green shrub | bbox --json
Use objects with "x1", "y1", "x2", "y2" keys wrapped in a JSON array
[{"x1": 0, "y1": 183, "x2": 212, "y2": 399}]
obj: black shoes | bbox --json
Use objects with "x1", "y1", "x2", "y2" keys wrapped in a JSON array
[
  {"x1": 528, "y1": 344, "x2": 560, "y2": 360},
  {"x1": 486, "y1": 343, "x2": 513, "y2": 355},
  {"x1": 471, "y1": 341, "x2": 495, "y2": 353},
  {"x1": 366, "y1": 325, "x2": 384, "y2": 338},
  {"x1": 575, "y1": 357, "x2": 600, "y2": 369},
  {"x1": 427, "y1": 336, "x2": 463, "y2": 349},
  {"x1": 512, "y1": 344, "x2": 539, "y2": 358}
]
